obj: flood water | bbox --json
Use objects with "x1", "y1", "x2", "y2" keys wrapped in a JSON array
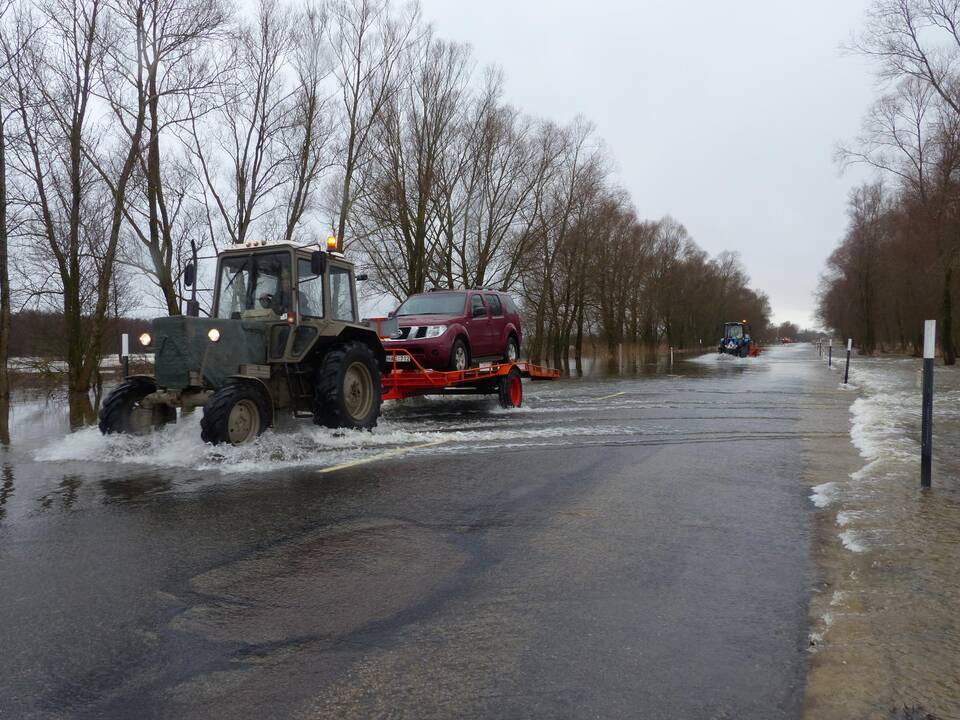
[
  {"x1": 2, "y1": 346, "x2": 959, "y2": 718},
  {"x1": 807, "y1": 354, "x2": 960, "y2": 719}
]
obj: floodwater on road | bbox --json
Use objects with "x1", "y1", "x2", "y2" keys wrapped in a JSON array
[
  {"x1": 1, "y1": 344, "x2": 953, "y2": 719},
  {"x1": 804, "y1": 353, "x2": 960, "y2": 720}
]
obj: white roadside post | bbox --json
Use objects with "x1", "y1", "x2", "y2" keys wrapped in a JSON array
[
  {"x1": 921, "y1": 320, "x2": 936, "y2": 489},
  {"x1": 121, "y1": 333, "x2": 130, "y2": 379}
]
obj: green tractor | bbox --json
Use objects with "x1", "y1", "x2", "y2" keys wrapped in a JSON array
[{"x1": 99, "y1": 240, "x2": 386, "y2": 445}]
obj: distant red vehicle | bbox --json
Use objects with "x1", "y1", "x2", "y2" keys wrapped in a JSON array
[{"x1": 383, "y1": 289, "x2": 522, "y2": 370}]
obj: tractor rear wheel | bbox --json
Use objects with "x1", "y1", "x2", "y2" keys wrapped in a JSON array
[
  {"x1": 314, "y1": 342, "x2": 382, "y2": 430},
  {"x1": 201, "y1": 382, "x2": 270, "y2": 445},
  {"x1": 498, "y1": 366, "x2": 523, "y2": 408},
  {"x1": 99, "y1": 378, "x2": 158, "y2": 434}
]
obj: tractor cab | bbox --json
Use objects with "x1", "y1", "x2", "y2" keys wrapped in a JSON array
[{"x1": 718, "y1": 321, "x2": 755, "y2": 357}]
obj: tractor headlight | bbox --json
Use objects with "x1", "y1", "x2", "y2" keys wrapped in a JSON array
[
  {"x1": 139, "y1": 332, "x2": 151, "y2": 347},
  {"x1": 207, "y1": 328, "x2": 221, "y2": 343},
  {"x1": 424, "y1": 325, "x2": 447, "y2": 338}
]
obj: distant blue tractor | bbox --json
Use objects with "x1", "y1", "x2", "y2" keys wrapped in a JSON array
[{"x1": 718, "y1": 321, "x2": 757, "y2": 357}]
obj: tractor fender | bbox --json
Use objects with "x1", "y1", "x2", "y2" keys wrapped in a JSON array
[
  {"x1": 335, "y1": 326, "x2": 387, "y2": 374},
  {"x1": 225, "y1": 375, "x2": 275, "y2": 426},
  {"x1": 125, "y1": 374, "x2": 156, "y2": 383}
]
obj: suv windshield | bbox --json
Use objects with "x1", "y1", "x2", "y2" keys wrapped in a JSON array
[
  {"x1": 216, "y1": 252, "x2": 292, "y2": 319},
  {"x1": 396, "y1": 292, "x2": 466, "y2": 316}
]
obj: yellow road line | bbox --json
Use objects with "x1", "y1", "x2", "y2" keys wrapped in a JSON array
[
  {"x1": 318, "y1": 438, "x2": 448, "y2": 475},
  {"x1": 595, "y1": 391, "x2": 626, "y2": 401}
]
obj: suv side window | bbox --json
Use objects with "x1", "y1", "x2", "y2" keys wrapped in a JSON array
[
  {"x1": 501, "y1": 294, "x2": 517, "y2": 314},
  {"x1": 470, "y1": 294, "x2": 487, "y2": 318},
  {"x1": 485, "y1": 294, "x2": 503, "y2": 316}
]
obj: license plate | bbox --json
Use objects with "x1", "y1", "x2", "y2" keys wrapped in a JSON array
[{"x1": 391, "y1": 355, "x2": 411, "y2": 362}]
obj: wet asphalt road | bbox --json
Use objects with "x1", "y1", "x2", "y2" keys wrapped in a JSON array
[{"x1": 0, "y1": 345, "x2": 839, "y2": 719}]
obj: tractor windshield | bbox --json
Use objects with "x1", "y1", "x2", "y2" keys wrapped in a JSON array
[
  {"x1": 216, "y1": 252, "x2": 292, "y2": 319},
  {"x1": 396, "y1": 292, "x2": 467, "y2": 316},
  {"x1": 725, "y1": 324, "x2": 744, "y2": 339}
]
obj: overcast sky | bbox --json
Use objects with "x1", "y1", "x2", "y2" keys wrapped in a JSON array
[{"x1": 419, "y1": 0, "x2": 877, "y2": 328}]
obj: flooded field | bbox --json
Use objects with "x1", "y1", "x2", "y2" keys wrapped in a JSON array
[{"x1": 805, "y1": 354, "x2": 960, "y2": 720}]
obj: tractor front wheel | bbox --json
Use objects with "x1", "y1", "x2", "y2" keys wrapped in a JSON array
[
  {"x1": 314, "y1": 342, "x2": 382, "y2": 430},
  {"x1": 201, "y1": 383, "x2": 270, "y2": 445},
  {"x1": 99, "y1": 378, "x2": 160, "y2": 435}
]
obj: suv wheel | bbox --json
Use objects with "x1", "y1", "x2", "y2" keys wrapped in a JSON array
[
  {"x1": 450, "y1": 338, "x2": 470, "y2": 371},
  {"x1": 503, "y1": 336, "x2": 519, "y2": 363},
  {"x1": 314, "y1": 342, "x2": 382, "y2": 429}
]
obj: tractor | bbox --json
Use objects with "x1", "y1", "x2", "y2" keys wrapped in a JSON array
[
  {"x1": 98, "y1": 238, "x2": 386, "y2": 445},
  {"x1": 718, "y1": 321, "x2": 757, "y2": 358}
]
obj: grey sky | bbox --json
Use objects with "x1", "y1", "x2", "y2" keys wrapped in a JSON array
[{"x1": 419, "y1": 0, "x2": 877, "y2": 328}]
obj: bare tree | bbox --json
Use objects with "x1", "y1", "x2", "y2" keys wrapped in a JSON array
[
  {"x1": 99, "y1": 0, "x2": 228, "y2": 314},
  {"x1": 189, "y1": 0, "x2": 294, "y2": 248},
  {"x1": 281, "y1": 1, "x2": 335, "y2": 242},
  {"x1": 4, "y1": 0, "x2": 146, "y2": 421},
  {"x1": 0, "y1": 0, "x2": 14, "y2": 399},
  {"x1": 328, "y1": 0, "x2": 417, "y2": 251},
  {"x1": 358, "y1": 31, "x2": 471, "y2": 297}
]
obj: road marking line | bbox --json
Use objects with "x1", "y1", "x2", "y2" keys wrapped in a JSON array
[
  {"x1": 318, "y1": 438, "x2": 448, "y2": 475},
  {"x1": 596, "y1": 391, "x2": 626, "y2": 401}
]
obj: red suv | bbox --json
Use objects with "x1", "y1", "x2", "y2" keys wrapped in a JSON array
[{"x1": 384, "y1": 289, "x2": 522, "y2": 370}]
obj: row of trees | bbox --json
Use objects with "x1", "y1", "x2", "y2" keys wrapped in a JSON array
[
  {"x1": 822, "y1": 0, "x2": 960, "y2": 363},
  {"x1": 0, "y1": 0, "x2": 772, "y2": 406}
]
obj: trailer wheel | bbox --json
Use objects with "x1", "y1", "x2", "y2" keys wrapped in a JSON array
[
  {"x1": 498, "y1": 367, "x2": 523, "y2": 408},
  {"x1": 314, "y1": 342, "x2": 382, "y2": 430},
  {"x1": 201, "y1": 382, "x2": 269, "y2": 445},
  {"x1": 98, "y1": 378, "x2": 157, "y2": 434}
]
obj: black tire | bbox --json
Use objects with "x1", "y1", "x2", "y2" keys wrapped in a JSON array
[
  {"x1": 449, "y1": 337, "x2": 470, "y2": 371},
  {"x1": 314, "y1": 342, "x2": 382, "y2": 430},
  {"x1": 99, "y1": 378, "x2": 157, "y2": 434},
  {"x1": 498, "y1": 366, "x2": 523, "y2": 408},
  {"x1": 739, "y1": 343, "x2": 749, "y2": 358},
  {"x1": 503, "y1": 335, "x2": 520, "y2": 364},
  {"x1": 201, "y1": 382, "x2": 270, "y2": 445}
]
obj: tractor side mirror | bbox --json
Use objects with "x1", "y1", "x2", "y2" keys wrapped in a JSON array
[
  {"x1": 310, "y1": 250, "x2": 327, "y2": 276},
  {"x1": 356, "y1": 273, "x2": 368, "y2": 281},
  {"x1": 184, "y1": 262, "x2": 196, "y2": 288},
  {"x1": 186, "y1": 299, "x2": 200, "y2": 317},
  {"x1": 387, "y1": 310, "x2": 396, "y2": 318}
]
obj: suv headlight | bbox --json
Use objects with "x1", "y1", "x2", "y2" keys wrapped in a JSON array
[{"x1": 424, "y1": 325, "x2": 447, "y2": 338}]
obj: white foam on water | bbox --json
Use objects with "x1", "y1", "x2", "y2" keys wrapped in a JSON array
[
  {"x1": 810, "y1": 482, "x2": 838, "y2": 508},
  {"x1": 35, "y1": 412, "x2": 642, "y2": 474},
  {"x1": 839, "y1": 530, "x2": 867, "y2": 553},
  {"x1": 685, "y1": 353, "x2": 741, "y2": 365}
]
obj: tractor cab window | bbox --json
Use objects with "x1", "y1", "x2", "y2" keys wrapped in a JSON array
[
  {"x1": 330, "y1": 265, "x2": 356, "y2": 322},
  {"x1": 215, "y1": 252, "x2": 292, "y2": 319},
  {"x1": 725, "y1": 324, "x2": 744, "y2": 339},
  {"x1": 297, "y1": 258, "x2": 324, "y2": 318}
]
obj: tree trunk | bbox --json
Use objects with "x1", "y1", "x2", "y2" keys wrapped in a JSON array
[
  {"x1": 0, "y1": 106, "x2": 10, "y2": 400},
  {"x1": 943, "y1": 264, "x2": 956, "y2": 365}
]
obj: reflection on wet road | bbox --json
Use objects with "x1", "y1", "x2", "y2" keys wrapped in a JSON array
[{"x1": 1, "y1": 346, "x2": 836, "y2": 718}]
